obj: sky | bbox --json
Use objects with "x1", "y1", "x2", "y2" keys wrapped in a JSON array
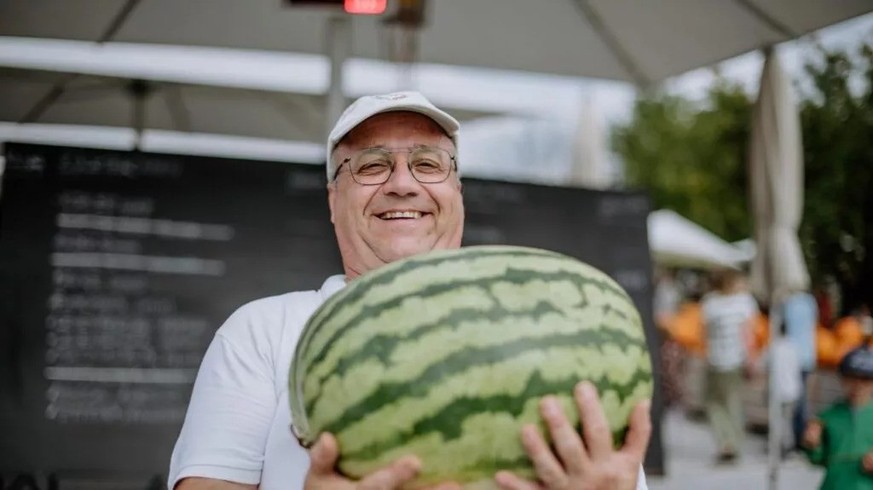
[{"x1": 0, "y1": 10, "x2": 871, "y2": 182}]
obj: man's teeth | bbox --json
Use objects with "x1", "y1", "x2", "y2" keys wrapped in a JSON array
[{"x1": 380, "y1": 211, "x2": 422, "y2": 219}]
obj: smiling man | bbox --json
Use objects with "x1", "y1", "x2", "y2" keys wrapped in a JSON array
[
  {"x1": 168, "y1": 92, "x2": 651, "y2": 490},
  {"x1": 326, "y1": 99, "x2": 464, "y2": 278}
]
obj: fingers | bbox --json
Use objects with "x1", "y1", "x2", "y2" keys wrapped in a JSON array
[
  {"x1": 358, "y1": 455, "x2": 421, "y2": 490},
  {"x1": 802, "y1": 421, "x2": 822, "y2": 447},
  {"x1": 308, "y1": 433, "x2": 340, "y2": 475},
  {"x1": 494, "y1": 470, "x2": 543, "y2": 490},
  {"x1": 622, "y1": 399, "x2": 652, "y2": 460},
  {"x1": 426, "y1": 482, "x2": 463, "y2": 490},
  {"x1": 540, "y1": 396, "x2": 587, "y2": 475},
  {"x1": 863, "y1": 452, "x2": 873, "y2": 473},
  {"x1": 574, "y1": 382, "x2": 613, "y2": 460},
  {"x1": 520, "y1": 423, "x2": 568, "y2": 487}
]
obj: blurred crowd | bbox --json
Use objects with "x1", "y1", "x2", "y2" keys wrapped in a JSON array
[
  {"x1": 655, "y1": 271, "x2": 872, "y2": 374},
  {"x1": 652, "y1": 267, "x2": 873, "y2": 467}
]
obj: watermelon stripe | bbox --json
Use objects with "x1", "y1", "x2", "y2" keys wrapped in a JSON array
[
  {"x1": 299, "y1": 250, "x2": 626, "y2": 360},
  {"x1": 339, "y1": 368, "x2": 652, "y2": 463},
  {"x1": 307, "y1": 332, "x2": 649, "y2": 433},
  {"x1": 306, "y1": 301, "x2": 645, "y2": 411},
  {"x1": 318, "y1": 331, "x2": 649, "y2": 435},
  {"x1": 306, "y1": 301, "x2": 563, "y2": 399},
  {"x1": 301, "y1": 247, "x2": 563, "y2": 350},
  {"x1": 304, "y1": 268, "x2": 636, "y2": 374},
  {"x1": 303, "y1": 292, "x2": 644, "y2": 427},
  {"x1": 308, "y1": 247, "x2": 562, "y2": 326},
  {"x1": 299, "y1": 309, "x2": 643, "y2": 430},
  {"x1": 316, "y1": 341, "x2": 650, "y2": 453}
]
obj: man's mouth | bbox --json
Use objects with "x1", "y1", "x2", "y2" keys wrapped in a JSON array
[{"x1": 378, "y1": 211, "x2": 424, "y2": 220}]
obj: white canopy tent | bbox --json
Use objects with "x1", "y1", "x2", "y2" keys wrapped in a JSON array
[
  {"x1": 0, "y1": 38, "x2": 497, "y2": 157},
  {"x1": 1, "y1": 0, "x2": 871, "y2": 85},
  {"x1": 1, "y1": 1, "x2": 871, "y2": 160},
  {"x1": 648, "y1": 209, "x2": 748, "y2": 270}
]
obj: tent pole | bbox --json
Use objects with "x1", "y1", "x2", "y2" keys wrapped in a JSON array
[
  {"x1": 325, "y1": 15, "x2": 351, "y2": 148},
  {"x1": 128, "y1": 79, "x2": 151, "y2": 151},
  {"x1": 766, "y1": 290, "x2": 784, "y2": 490}
]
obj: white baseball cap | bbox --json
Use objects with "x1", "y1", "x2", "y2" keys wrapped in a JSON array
[{"x1": 325, "y1": 91, "x2": 460, "y2": 180}]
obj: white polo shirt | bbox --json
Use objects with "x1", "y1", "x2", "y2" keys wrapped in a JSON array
[{"x1": 168, "y1": 275, "x2": 347, "y2": 489}]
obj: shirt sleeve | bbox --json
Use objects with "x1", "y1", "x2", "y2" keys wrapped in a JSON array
[
  {"x1": 168, "y1": 307, "x2": 278, "y2": 488},
  {"x1": 636, "y1": 465, "x2": 648, "y2": 489}
]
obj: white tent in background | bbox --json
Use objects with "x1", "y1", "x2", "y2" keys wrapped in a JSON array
[
  {"x1": 647, "y1": 209, "x2": 747, "y2": 270},
  {"x1": 568, "y1": 96, "x2": 611, "y2": 189},
  {"x1": 732, "y1": 238, "x2": 757, "y2": 262}
]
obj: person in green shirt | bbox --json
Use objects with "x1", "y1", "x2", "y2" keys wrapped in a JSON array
[{"x1": 803, "y1": 346, "x2": 873, "y2": 489}]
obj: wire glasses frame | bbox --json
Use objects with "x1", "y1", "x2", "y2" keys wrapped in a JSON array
[{"x1": 333, "y1": 146, "x2": 457, "y2": 185}]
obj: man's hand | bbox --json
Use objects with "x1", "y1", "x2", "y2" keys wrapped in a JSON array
[
  {"x1": 305, "y1": 433, "x2": 459, "y2": 490},
  {"x1": 862, "y1": 450, "x2": 873, "y2": 474},
  {"x1": 494, "y1": 382, "x2": 651, "y2": 490},
  {"x1": 802, "y1": 420, "x2": 823, "y2": 449}
]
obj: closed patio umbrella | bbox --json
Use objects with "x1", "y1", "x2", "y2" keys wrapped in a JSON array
[{"x1": 747, "y1": 47, "x2": 810, "y2": 490}]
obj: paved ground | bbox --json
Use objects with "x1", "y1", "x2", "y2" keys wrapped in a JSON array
[{"x1": 646, "y1": 409, "x2": 824, "y2": 490}]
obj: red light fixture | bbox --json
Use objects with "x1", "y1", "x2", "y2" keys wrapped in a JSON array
[{"x1": 344, "y1": 0, "x2": 386, "y2": 14}]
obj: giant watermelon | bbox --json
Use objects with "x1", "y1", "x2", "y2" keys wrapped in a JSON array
[{"x1": 289, "y1": 245, "x2": 652, "y2": 488}]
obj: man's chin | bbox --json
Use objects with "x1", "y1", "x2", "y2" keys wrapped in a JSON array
[{"x1": 377, "y1": 242, "x2": 438, "y2": 263}]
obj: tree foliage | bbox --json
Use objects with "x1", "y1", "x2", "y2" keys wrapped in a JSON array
[
  {"x1": 613, "y1": 82, "x2": 752, "y2": 242},
  {"x1": 798, "y1": 46, "x2": 873, "y2": 310},
  {"x1": 614, "y1": 45, "x2": 873, "y2": 310}
]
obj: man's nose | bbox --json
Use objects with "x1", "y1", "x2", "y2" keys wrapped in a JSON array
[{"x1": 380, "y1": 156, "x2": 419, "y2": 195}]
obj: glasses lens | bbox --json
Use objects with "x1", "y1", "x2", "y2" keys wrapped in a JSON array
[
  {"x1": 350, "y1": 149, "x2": 393, "y2": 184},
  {"x1": 410, "y1": 147, "x2": 452, "y2": 183}
]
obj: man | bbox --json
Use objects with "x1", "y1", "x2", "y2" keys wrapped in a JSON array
[
  {"x1": 700, "y1": 268, "x2": 758, "y2": 463},
  {"x1": 168, "y1": 91, "x2": 651, "y2": 490}
]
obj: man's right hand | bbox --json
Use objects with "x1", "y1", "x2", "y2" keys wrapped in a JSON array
[
  {"x1": 802, "y1": 420, "x2": 823, "y2": 449},
  {"x1": 305, "y1": 433, "x2": 459, "y2": 490}
]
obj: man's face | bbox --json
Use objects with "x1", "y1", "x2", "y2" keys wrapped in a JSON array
[
  {"x1": 842, "y1": 377, "x2": 873, "y2": 404},
  {"x1": 328, "y1": 111, "x2": 464, "y2": 279}
]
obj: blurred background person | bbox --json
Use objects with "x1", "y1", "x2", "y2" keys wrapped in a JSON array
[
  {"x1": 701, "y1": 268, "x2": 759, "y2": 463},
  {"x1": 782, "y1": 288, "x2": 819, "y2": 450},
  {"x1": 802, "y1": 346, "x2": 873, "y2": 490},
  {"x1": 769, "y1": 320, "x2": 803, "y2": 457},
  {"x1": 654, "y1": 267, "x2": 685, "y2": 407}
]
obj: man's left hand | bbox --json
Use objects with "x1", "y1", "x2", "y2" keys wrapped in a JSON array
[{"x1": 494, "y1": 382, "x2": 651, "y2": 490}]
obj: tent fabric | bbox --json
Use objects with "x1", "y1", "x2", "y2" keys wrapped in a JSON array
[
  {"x1": 648, "y1": 209, "x2": 747, "y2": 270},
  {"x1": 0, "y1": 0, "x2": 870, "y2": 84}
]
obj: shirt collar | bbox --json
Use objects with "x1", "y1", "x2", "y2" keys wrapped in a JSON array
[{"x1": 319, "y1": 274, "x2": 347, "y2": 301}]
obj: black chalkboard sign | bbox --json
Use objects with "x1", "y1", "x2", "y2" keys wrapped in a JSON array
[{"x1": 0, "y1": 143, "x2": 662, "y2": 486}]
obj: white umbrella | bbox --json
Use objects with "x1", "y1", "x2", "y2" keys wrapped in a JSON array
[
  {"x1": 647, "y1": 209, "x2": 747, "y2": 270},
  {"x1": 747, "y1": 48, "x2": 810, "y2": 490},
  {"x1": 749, "y1": 51, "x2": 810, "y2": 300}
]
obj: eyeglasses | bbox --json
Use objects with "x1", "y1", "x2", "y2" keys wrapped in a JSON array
[{"x1": 334, "y1": 146, "x2": 457, "y2": 185}]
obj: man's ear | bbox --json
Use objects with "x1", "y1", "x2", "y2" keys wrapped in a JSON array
[{"x1": 327, "y1": 182, "x2": 337, "y2": 224}]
